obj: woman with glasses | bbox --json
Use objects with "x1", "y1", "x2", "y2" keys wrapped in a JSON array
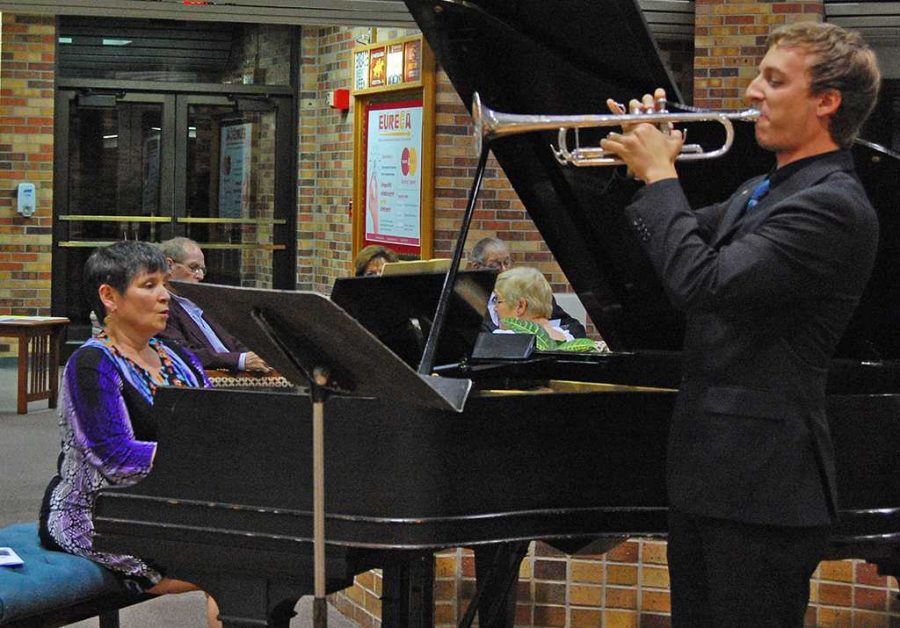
[
  {"x1": 493, "y1": 267, "x2": 573, "y2": 342},
  {"x1": 472, "y1": 237, "x2": 588, "y2": 338}
]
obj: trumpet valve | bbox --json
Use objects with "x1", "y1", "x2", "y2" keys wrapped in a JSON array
[{"x1": 656, "y1": 96, "x2": 668, "y2": 113}]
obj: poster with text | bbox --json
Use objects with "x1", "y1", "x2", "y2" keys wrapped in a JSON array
[
  {"x1": 141, "y1": 134, "x2": 160, "y2": 213},
  {"x1": 218, "y1": 123, "x2": 252, "y2": 218},
  {"x1": 386, "y1": 43, "x2": 404, "y2": 85},
  {"x1": 365, "y1": 101, "x2": 423, "y2": 248},
  {"x1": 354, "y1": 50, "x2": 369, "y2": 90},
  {"x1": 369, "y1": 47, "x2": 386, "y2": 88},
  {"x1": 403, "y1": 40, "x2": 421, "y2": 82}
]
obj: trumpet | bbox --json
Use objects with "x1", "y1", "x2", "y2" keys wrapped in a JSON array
[{"x1": 471, "y1": 92, "x2": 759, "y2": 167}]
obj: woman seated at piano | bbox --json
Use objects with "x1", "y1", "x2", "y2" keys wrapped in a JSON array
[
  {"x1": 494, "y1": 266, "x2": 603, "y2": 352},
  {"x1": 38, "y1": 241, "x2": 221, "y2": 626}
]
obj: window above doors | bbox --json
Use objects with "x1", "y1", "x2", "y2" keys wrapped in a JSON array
[{"x1": 57, "y1": 17, "x2": 293, "y2": 86}]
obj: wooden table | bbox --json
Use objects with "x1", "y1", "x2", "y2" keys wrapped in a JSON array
[{"x1": 0, "y1": 317, "x2": 69, "y2": 414}]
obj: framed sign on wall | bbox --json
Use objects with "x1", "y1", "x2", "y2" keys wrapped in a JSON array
[{"x1": 352, "y1": 35, "x2": 435, "y2": 259}]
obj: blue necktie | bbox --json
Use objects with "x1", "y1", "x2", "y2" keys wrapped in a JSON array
[{"x1": 746, "y1": 178, "x2": 770, "y2": 211}]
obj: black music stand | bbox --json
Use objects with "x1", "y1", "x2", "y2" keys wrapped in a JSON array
[
  {"x1": 172, "y1": 282, "x2": 472, "y2": 627},
  {"x1": 172, "y1": 282, "x2": 472, "y2": 409},
  {"x1": 330, "y1": 269, "x2": 495, "y2": 369}
]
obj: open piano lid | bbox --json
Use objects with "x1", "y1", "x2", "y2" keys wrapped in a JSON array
[{"x1": 405, "y1": 0, "x2": 900, "y2": 361}]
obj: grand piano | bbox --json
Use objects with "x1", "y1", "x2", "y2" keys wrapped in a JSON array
[{"x1": 93, "y1": 0, "x2": 900, "y2": 626}]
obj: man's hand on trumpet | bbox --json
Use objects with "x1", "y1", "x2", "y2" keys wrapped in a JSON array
[{"x1": 600, "y1": 88, "x2": 684, "y2": 184}]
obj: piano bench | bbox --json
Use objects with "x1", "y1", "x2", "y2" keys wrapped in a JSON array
[{"x1": 0, "y1": 522, "x2": 151, "y2": 627}]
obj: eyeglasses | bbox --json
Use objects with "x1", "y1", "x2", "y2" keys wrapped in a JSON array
[
  {"x1": 484, "y1": 258, "x2": 512, "y2": 271},
  {"x1": 175, "y1": 261, "x2": 206, "y2": 276}
]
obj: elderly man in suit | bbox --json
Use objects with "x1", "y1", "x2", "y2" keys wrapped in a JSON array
[
  {"x1": 600, "y1": 22, "x2": 881, "y2": 626},
  {"x1": 157, "y1": 237, "x2": 269, "y2": 372}
]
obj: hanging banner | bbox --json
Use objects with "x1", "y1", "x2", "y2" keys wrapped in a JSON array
[
  {"x1": 218, "y1": 123, "x2": 252, "y2": 218},
  {"x1": 364, "y1": 99, "x2": 423, "y2": 248}
]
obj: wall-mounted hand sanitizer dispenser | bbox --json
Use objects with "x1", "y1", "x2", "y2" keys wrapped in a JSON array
[{"x1": 17, "y1": 183, "x2": 36, "y2": 218}]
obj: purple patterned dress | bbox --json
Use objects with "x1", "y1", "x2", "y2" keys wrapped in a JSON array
[{"x1": 39, "y1": 335, "x2": 209, "y2": 592}]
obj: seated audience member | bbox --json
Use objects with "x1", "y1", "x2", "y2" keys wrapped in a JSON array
[
  {"x1": 469, "y1": 236, "x2": 587, "y2": 338},
  {"x1": 493, "y1": 267, "x2": 573, "y2": 342},
  {"x1": 39, "y1": 241, "x2": 221, "y2": 627},
  {"x1": 354, "y1": 244, "x2": 399, "y2": 277},
  {"x1": 468, "y1": 236, "x2": 513, "y2": 273},
  {"x1": 157, "y1": 237, "x2": 269, "y2": 372}
]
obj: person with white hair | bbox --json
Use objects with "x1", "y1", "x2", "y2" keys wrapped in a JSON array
[
  {"x1": 469, "y1": 236, "x2": 587, "y2": 338},
  {"x1": 493, "y1": 266, "x2": 572, "y2": 342}
]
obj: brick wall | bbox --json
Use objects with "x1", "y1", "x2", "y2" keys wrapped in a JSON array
[
  {"x1": 657, "y1": 39, "x2": 695, "y2": 106},
  {"x1": 219, "y1": 24, "x2": 290, "y2": 289},
  {"x1": 296, "y1": 26, "x2": 365, "y2": 293},
  {"x1": 333, "y1": 541, "x2": 899, "y2": 627},
  {"x1": 0, "y1": 13, "x2": 54, "y2": 355},
  {"x1": 296, "y1": 27, "x2": 318, "y2": 290},
  {"x1": 295, "y1": 33, "x2": 695, "y2": 336},
  {"x1": 431, "y1": 74, "x2": 552, "y2": 279},
  {"x1": 295, "y1": 26, "x2": 612, "y2": 308},
  {"x1": 694, "y1": 0, "x2": 824, "y2": 109},
  {"x1": 240, "y1": 110, "x2": 276, "y2": 288},
  {"x1": 224, "y1": 23, "x2": 293, "y2": 87}
]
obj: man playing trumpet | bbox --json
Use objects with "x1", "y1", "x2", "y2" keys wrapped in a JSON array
[{"x1": 600, "y1": 22, "x2": 881, "y2": 627}]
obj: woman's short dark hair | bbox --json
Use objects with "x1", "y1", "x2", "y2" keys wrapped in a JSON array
[{"x1": 85, "y1": 241, "x2": 167, "y2": 319}]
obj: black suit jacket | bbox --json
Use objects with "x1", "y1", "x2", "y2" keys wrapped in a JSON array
[
  {"x1": 625, "y1": 150, "x2": 878, "y2": 526},
  {"x1": 158, "y1": 295, "x2": 249, "y2": 370}
]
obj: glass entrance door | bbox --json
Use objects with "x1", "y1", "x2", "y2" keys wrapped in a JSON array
[
  {"x1": 53, "y1": 88, "x2": 295, "y2": 347},
  {"x1": 176, "y1": 96, "x2": 288, "y2": 289}
]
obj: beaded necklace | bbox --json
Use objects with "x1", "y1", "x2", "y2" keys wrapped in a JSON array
[{"x1": 97, "y1": 332, "x2": 187, "y2": 398}]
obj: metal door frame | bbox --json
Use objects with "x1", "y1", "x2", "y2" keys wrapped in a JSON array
[{"x1": 52, "y1": 82, "x2": 297, "y2": 329}]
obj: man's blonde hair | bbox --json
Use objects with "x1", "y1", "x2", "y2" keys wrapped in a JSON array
[
  {"x1": 768, "y1": 22, "x2": 880, "y2": 148},
  {"x1": 494, "y1": 267, "x2": 553, "y2": 319}
]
